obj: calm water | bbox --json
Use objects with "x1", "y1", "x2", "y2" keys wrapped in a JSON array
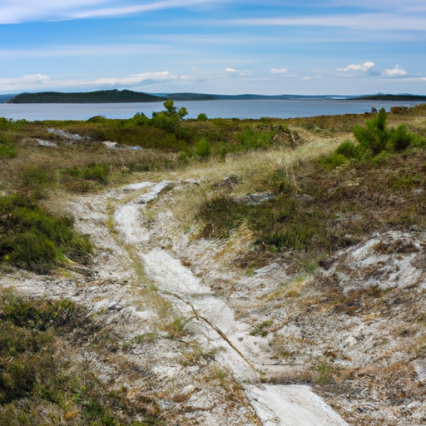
[{"x1": 0, "y1": 99, "x2": 423, "y2": 121}]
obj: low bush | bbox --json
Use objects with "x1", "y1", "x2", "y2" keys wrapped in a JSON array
[
  {"x1": 0, "y1": 289, "x2": 164, "y2": 425},
  {"x1": 0, "y1": 194, "x2": 92, "y2": 271},
  {"x1": 0, "y1": 134, "x2": 18, "y2": 159},
  {"x1": 387, "y1": 124, "x2": 413, "y2": 151},
  {"x1": 63, "y1": 162, "x2": 111, "y2": 184},
  {"x1": 197, "y1": 196, "x2": 331, "y2": 252},
  {"x1": 236, "y1": 126, "x2": 276, "y2": 150},
  {"x1": 197, "y1": 113, "x2": 208, "y2": 121},
  {"x1": 0, "y1": 145, "x2": 17, "y2": 159},
  {"x1": 21, "y1": 166, "x2": 53, "y2": 187},
  {"x1": 353, "y1": 108, "x2": 389, "y2": 155},
  {"x1": 194, "y1": 138, "x2": 211, "y2": 160},
  {"x1": 323, "y1": 109, "x2": 424, "y2": 169},
  {"x1": 335, "y1": 140, "x2": 360, "y2": 159},
  {"x1": 321, "y1": 153, "x2": 348, "y2": 170}
]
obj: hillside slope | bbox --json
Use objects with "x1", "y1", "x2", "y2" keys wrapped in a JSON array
[{"x1": 1, "y1": 105, "x2": 426, "y2": 424}]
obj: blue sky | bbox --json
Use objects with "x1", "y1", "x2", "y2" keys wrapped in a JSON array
[{"x1": 0, "y1": 0, "x2": 425, "y2": 95}]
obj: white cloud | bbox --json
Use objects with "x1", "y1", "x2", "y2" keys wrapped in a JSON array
[
  {"x1": 338, "y1": 61, "x2": 375, "y2": 72},
  {"x1": 0, "y1": 0, "x2": 217, "y2": 24},
  {"x1": 271, "y1": 68, "x2": 288, "y2": 74},
  {"x1": 383, "y1": 64, "x2": 407, "y2": 76},
  {"x1": 0, "y1": 71, "x2": 175, "y2": 92},
  {"x1": 229, "y1": 14, "x2": 426, "y2": 32},
  {"x1": 401, "y1": 77, "x2": 426, "y2": 81},
  {"x1": 72, "y1": 0, "x2": 215, "y2": 19},
  {"x1": 225, "y1": 68, "x2": 238, "y2": 72},
  {"x1": 0, "y1": 44, "x2": 192, "y2": 58},
  {"x1": 90, "y1": 71, "x2": 174, "y2": 86},
  {"x1": 0, "y1": 74, "x2": 50, "y2": 86},
  {"x1": 302, "y1": 77, "x2": 311, "y2": 80}
]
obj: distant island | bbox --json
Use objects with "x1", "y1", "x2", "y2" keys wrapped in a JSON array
[
  {"x1": 7, "y1": 90, "x2": 166, "y2": 104},
  {"x1": 351, "y1": 94, "x2": 426, "y2": 101},
  {"x1": 3, "y1": 90, "x2": 426, "y2": 104},
  {"x1": 165, "y1": 93, "x2": 216, "y2": 101}
]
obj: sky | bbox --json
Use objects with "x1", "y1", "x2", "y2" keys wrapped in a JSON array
[{"x1": 0, "y1": 0, "x2": 425, "y2": 95}]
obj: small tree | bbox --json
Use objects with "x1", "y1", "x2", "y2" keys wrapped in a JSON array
[
  {"x1": 197, "y1": 113, "x2": 208, "y2": 121},
  {"x1": 178, "y1": 107, "x2": 188, "y2": 119},
  {"x1": 353, "y1": 108, "x2": 388, "y2": 155},
  {"x1": 163, "y1": 99, "x2": 177, "y2": 115}
]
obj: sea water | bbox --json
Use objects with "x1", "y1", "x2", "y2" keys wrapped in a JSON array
[{"x1": 0, "y1": 99, "x2": 423, "y2": 121}]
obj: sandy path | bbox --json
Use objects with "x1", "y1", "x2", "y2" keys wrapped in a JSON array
[{"x1": 113, "y1": 180, "x2": 347, "y2": 426}]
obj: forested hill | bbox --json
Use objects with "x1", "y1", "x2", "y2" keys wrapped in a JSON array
[
  {"x1": 354, "y1": 94, "x2": 426, "y2": 101},
  {"x1": 7, "y1": 90, "x2": 166, "y2": 104}
]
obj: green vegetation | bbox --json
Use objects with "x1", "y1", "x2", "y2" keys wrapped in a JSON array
[
  {"x1": 250, "y1": 321, "x2": 273, "y2": 337},
  {"x1": 197, "y1": 113, "x2": 208, "y2": 121},
  {"x1": 8, "y1": 90, "x2": 165, "y2": 104},
  {"x1": 195, "y1": 107, "x2": 426, "y2": 268},
  {"x1": 0, "y1": 194, "x2": 91, "y2": 272},
  {"x1": 197, "y1": 195, "x2": 330, "y2": 253},
  {"x1": 314, "y1": 362, "x2": 334, "y2": 385},
  {"x1": 323, "y1": 108, "x2": 426, "y2": 169},
  {"x1": 194, "y1": 138, "x2": 211, "y2": 160},
  {"x1": 0, "y1": 289, "x2": 163, "y2": 425},
  {"x1": 0, "y1": 134, "x2": 17, "y2": 158},
  {"x1": 354, "y1": 94, "x2": 426, "y2": 101},
  {"x1": 63, "y1": 162, "x2": 111, "y2": 184}
]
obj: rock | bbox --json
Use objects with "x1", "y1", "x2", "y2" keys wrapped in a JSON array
[
  {"x1": 38, "y1": 140, "x2": 57, "y2": 147},
  {"x1": 235, "y1": 192, "x2": 274, "y2": 205},
  {"x1": 216, "y1": 175, "x2": 239, "y2": 190},
  {"x1": 48, "y1": 128, "x2": 91, "y2": 143},
  {"x1": 103, "y1": 141, "x2": 117, "y2": 149}
]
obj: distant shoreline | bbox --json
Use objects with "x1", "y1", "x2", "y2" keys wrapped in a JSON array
[{"x1": 3, "y1": 90, "x2": 426, "y2": 104}]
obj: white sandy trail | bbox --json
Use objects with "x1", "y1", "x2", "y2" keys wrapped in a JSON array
[{"x1": 114, "y1": 181, "x2": 348, "y2": 426}]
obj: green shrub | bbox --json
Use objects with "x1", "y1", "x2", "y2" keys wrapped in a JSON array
[
  {"x1": 194, "y1": 138, "x2": 211, "y2": 160},
  {"x1": 178, "y1": 148, "x2": 193, "y2": 162},
  {"x1": 151, "y1": 112, "x2": 180, "y2": 132},
  {"x1": 0, "y1": 194, "x2": 92, "y2": 271},
  {"x1": 314, "y1": 362, "x2": 334, "y2": 385},
  {"x1": 335, "y1": 140, "x2": 360, "y2": 159},
  {"x1": 236, "y1": 126, "x2": 276, "y2": 150},
  {"x1": 21, "y1": 167, "x2": 52, "y2": 187},
  {"x1": 387, "y1": 124, "x2": 413, "y2": 151},
  {"x1": 2, "y1": 294, "x2": 76, "y2": 332},
  {"x1": 412, "y1": 134, "x2": 426, "y2": 148},
  {"x1": 323, "y1": 109, "x2": 420, "y2": 170},
  {"x1": 263, "y1": 210, "x2": 329, "y2": 252},
  {"x1": 197, "y1": 196, "x2": 331, "y2": 252},
  {"x1": 197, "y1": 113, "x2": 208, "y2": 121},
  {"x1": 353, "y1": 108, "x2": 388, "y2": 155},
  {"x1": 0, "y1": 290, "x2": 164, "y2": 425},
  {"x1": 63, "y1": 162, "x2": 110, "y2": 184},
  {"x1": 0, "y1": 145, "x2": 17, "y2": 159},
  {"x1": 87, "y1": 115, "x2": 107, "y2": 123},
  {"x1": 250, "y1": 321, "x2": 273, "y2": 337},
  {"x1": 321, "y1": 153, "x2": 348, "y2": 169}
]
